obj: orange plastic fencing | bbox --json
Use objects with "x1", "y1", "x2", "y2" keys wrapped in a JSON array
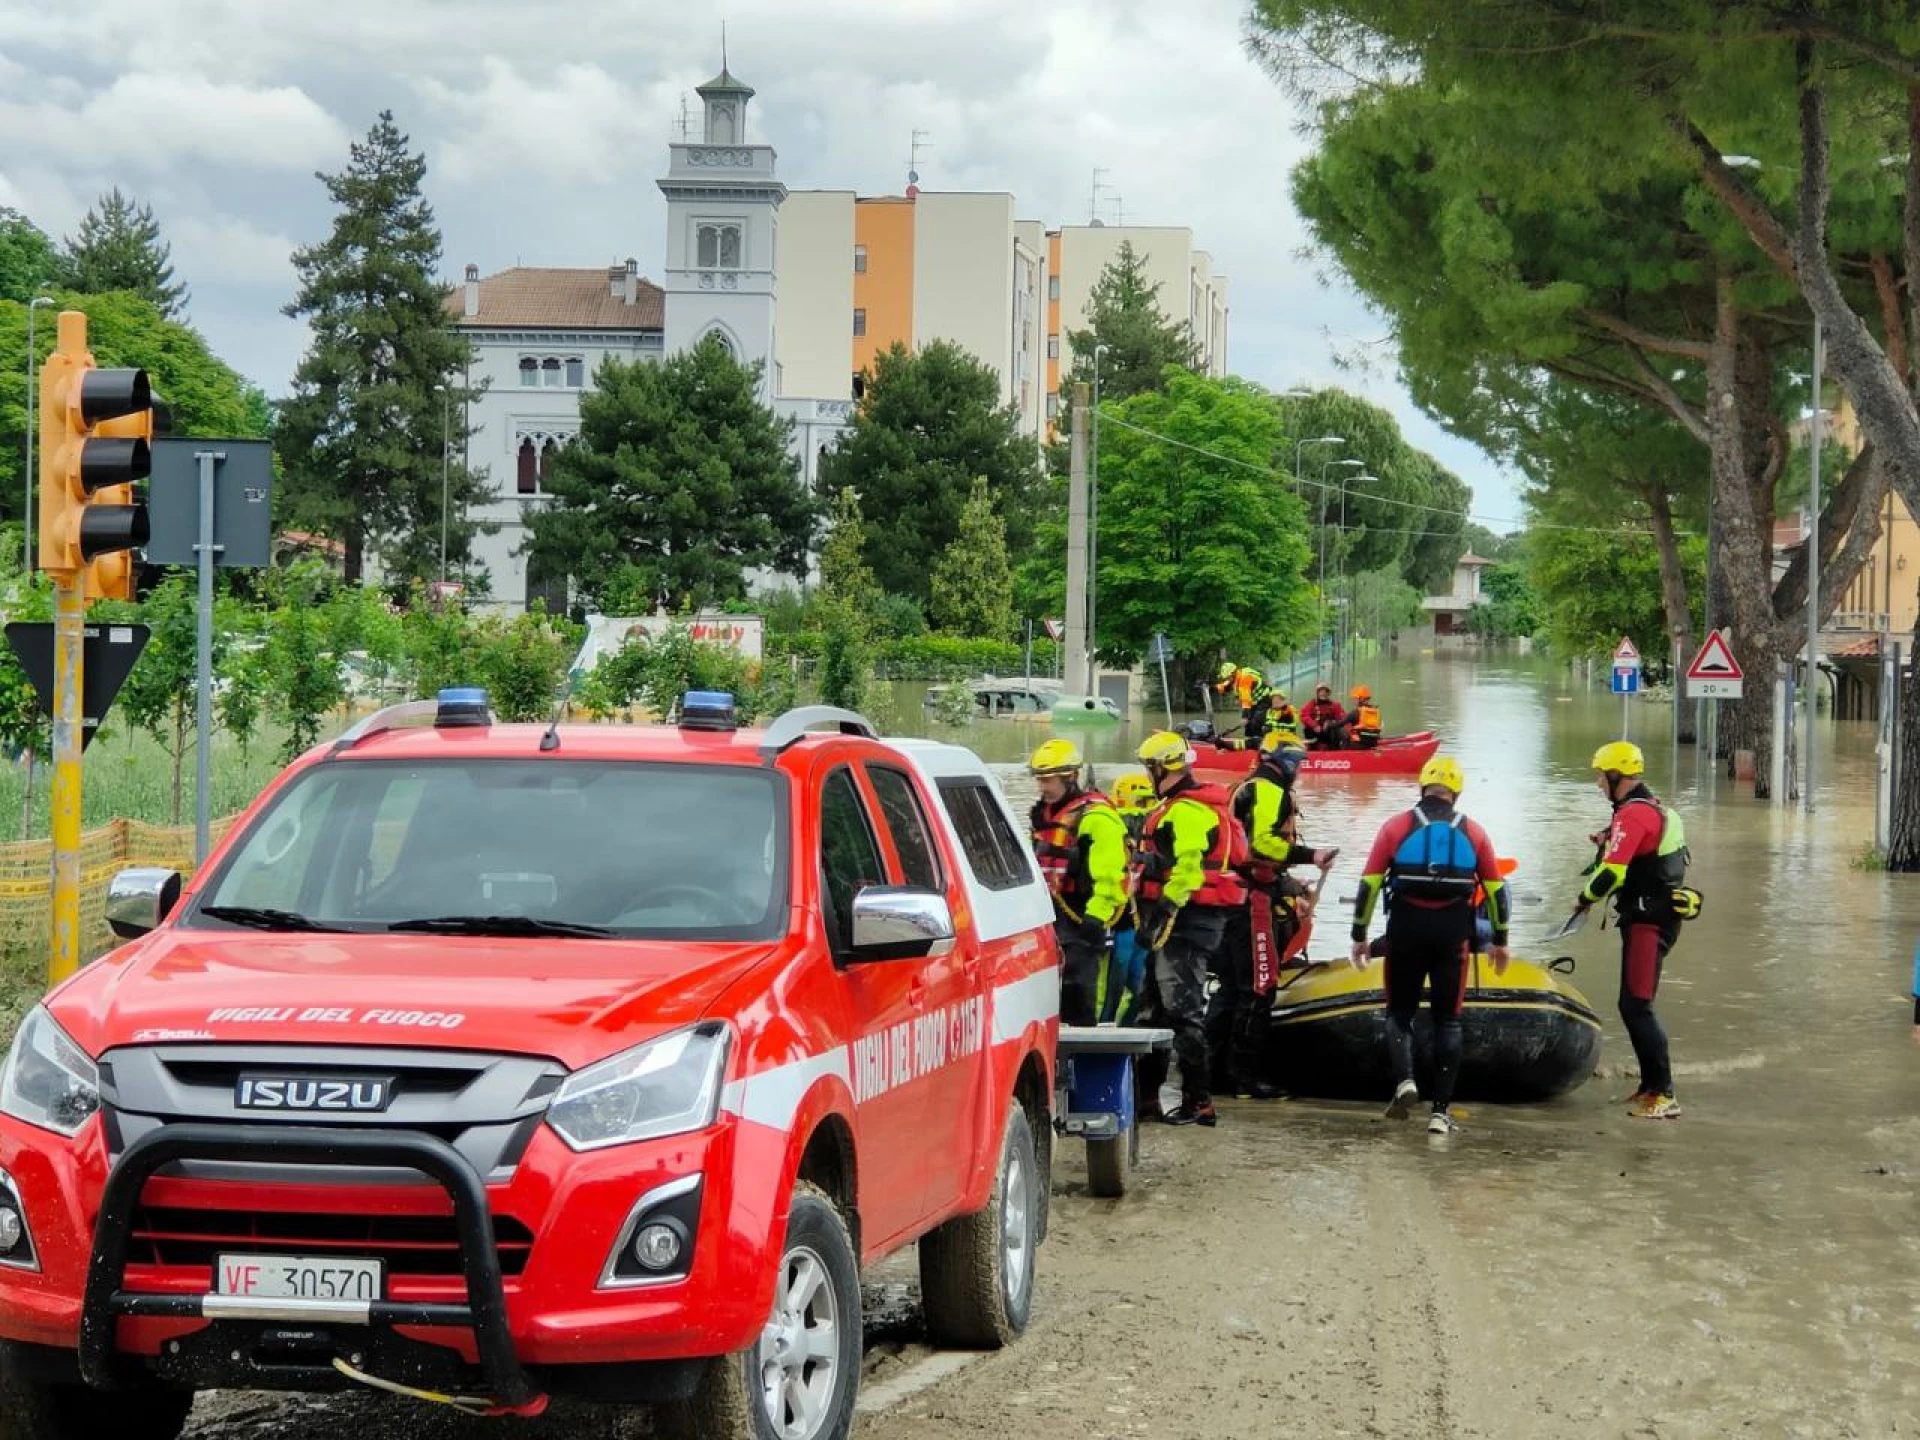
[{"x1": 0, "y1": 815, "x2": 240, "y2": 960}]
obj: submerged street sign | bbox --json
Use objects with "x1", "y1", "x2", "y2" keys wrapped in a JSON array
[
  {"x1": 1612, "y1": 636, "x2": 1641, "y2": 667},
  {"x1": 1610, "y1": 664, "x2": 1640, "y2": 695},
  {"x1": 1686, "y1": 629, "x2": 1745, "y2": 700}
]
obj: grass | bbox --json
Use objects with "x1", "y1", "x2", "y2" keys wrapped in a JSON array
[{"x1": 1854, "y1": 843, "x2": 1891, "y2": 872}]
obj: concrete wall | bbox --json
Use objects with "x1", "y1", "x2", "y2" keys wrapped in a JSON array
[
  {"x1": 912, "y1": 192, "x2": 1017, "y2": 408},
  {"x1": 777, "y1": 190, "x2": 854, "y2": 401},
  {"x1": 1050, "y1": 224, "x2": 1229, "y2": 392}
]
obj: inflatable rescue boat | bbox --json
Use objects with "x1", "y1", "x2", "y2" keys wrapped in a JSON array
[
  {"x1": 1265, "y1": 951, "x2": 1602, "y2": 1102},
  {"x1": 1190, "y1": 730, "x2": 1441, "y2": 778}
]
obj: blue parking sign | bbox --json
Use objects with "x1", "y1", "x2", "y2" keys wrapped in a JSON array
[{"x1": 1610, "y1": 665, "x2": 1640, "y2": 694}]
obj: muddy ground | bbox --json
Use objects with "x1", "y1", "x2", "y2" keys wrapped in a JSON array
[{"x1": 185, "y1": 1065, "x2": 1920, "y2": 1440}]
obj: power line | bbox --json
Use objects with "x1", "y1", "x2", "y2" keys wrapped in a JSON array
[{"x1": 1094, "y1": 410, "x2": 1696, "y2": 538}]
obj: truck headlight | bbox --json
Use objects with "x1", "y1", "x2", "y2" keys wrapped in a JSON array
[
  {"x1": 546, "y1": 1023, "x2": 729, "y2": 1153},
  {"x1": 0, "y1": 1006, "x2": 101, "y2": 1138}
]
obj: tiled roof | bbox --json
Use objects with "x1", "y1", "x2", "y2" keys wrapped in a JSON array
[
  {"x1": 448, "y1": 268, "x2": 664, "y2": 331},
  {"x1": 1829, "y1": 635, "x2": 1882, "y2": 660}
]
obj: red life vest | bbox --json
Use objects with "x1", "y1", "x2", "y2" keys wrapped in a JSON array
[
  {"x1": 1138, "y1": 780, "x2": 1248, "y2": 907},
  {"x1": 1029, "y1": 790, "x2": 1113, "y2": 907}
]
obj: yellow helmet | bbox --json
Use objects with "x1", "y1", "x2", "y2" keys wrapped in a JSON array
[
  {"x1": 1259, "y1": 726, "x2": 1301, "y2": 754},
  {"x1": 1591, "y1": 741, "x2": 1644, "y2": 776},
  {"x1": 1272, "y1": 689, "x2": 1288, "y2": 703},
  {"x1": 1137, "y1": 730, "x2": 1191, "y2": 772},
  {"x1": 1111, "y1": 773, "x2": 1155, "y2": 808},
  {"x1": 1217, "y1": 661, "x2": 1238, "y2": 681},
  {"x1": 1028, "y1": 738, "x2": 1083, "y2": 777},
  {"x1": 1418, "y1": 755, "x2": 1466, "y2": 795},
  {"x1": 1351, "y1": 684, "x2": 1372, "y2": 701}
]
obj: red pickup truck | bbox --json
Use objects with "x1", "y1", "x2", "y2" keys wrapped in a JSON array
[{"x1": 0, "y1": 692, "x2": 1060, "y2": 1440}]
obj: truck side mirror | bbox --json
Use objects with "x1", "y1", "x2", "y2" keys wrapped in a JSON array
[
  {"x1": 105, "y1": 867, "x2": 183, "y2": 940},
  {"x1": 848, "y1": 886, "x2": 955, "y2": 962}
]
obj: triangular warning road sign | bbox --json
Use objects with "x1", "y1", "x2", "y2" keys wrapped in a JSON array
[
  {"x1": 1612, "y1": 635, "x2": 1641, "y2": 664},
  {"x1": 4, "y1": 623, "x2": 151, "y2": 752},
  {"x1": 1686, "y1": 629, "x2": 1744, "y2": 681}
]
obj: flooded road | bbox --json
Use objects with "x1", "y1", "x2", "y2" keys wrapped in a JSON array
[{"x1": 184, "y1": 653, "x2": 1920, "y2": 1437}]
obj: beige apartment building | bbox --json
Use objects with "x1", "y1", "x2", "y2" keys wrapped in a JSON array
[
  {"x1": 1046, "y1": 223, "x2": 1230, "y2": 420},
  {"x1": 777, "y1": 190, "x2": 1051, "y2": 443}
]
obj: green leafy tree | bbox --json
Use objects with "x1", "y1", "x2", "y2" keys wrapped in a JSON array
[
  {"x1": 526, "y1": 337, "x2": 814, "y2": 610},
  {"x1": 1094, "y1": 372, "x2": 1315, "y2": 688},
  {"x1": 262, "y1": 563, "x2": 347, "y2": 759},
  {"x1": 474, "y1": 611, "x2": 575, "y2": 723},
  {"x1": 58, "y1": 189, "x2": 187, "y2": 317},
  {"x1": 114, "y1": 575, "x2": 247, "y2": 824},
  {"x1": 1061, "y1": 240, "x2": 1200, "y2": 401},
  {"x1": 400, "y1": 596, "x2": 477, "y2": 698},
  {"x1": 1344, "y1": 565, "x2": 1424, "y2": 640},
  {"x1": 930, "y1": 477, "x2": 1015, "y2": 640},
  {"x1": 817, "y1": 606, "x2": 869, "y2": 712},
  {"x1": 1465, "y1": 564, "x2": 1543, "y2": 642},
  {"x1": 1524, "y1": 526, "x2": 1705, "y2": 664},
  {"x1": 818, "y1": 488, "x2": 882, "y2": 620},
  {"x1": 822, "y1": 340, "x2": 1041, "y2": 605},
  {"x1": 0, "y1": 291, "x2": 268, "y2": 531},
  {"x1": 0, "y1": 210, "x2": 58, "y2": 306},
  {"x1": 278, "y1": 111, "x2": 489, "y2": 585},
  {"x1": 0, "y1": 570, "x2": 52, "y2": 838}
]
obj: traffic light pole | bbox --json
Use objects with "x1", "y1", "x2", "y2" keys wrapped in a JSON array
[
  {"x1": 48, "y1": 574, "x2": 84, "y2": 984},
  {"x1": 195, "y1": 450, "x2": 223, "y2": 865}
]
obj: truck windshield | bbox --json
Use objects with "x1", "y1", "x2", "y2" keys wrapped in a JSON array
[{"x1": 189, "y1": 760, "x2": 788, "y2": 940}]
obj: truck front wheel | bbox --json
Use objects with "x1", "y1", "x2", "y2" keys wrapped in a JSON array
[
  {"x1": 918, "y1": 1100, "x2": 1038, "y2": 1347},
  {"x1": 0, "y1": 1352, "x2": 192, "y2": 1440},
  {"x1": 656, "y1": 1181, "x2": 862, "y2": 1440}
]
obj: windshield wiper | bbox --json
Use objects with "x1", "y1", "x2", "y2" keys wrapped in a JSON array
[
  {"x1": 385, "y1": 915, "x2": 617, "y2": 939},
  {"x1": 198, "y1": 905, "x2": 346, "y2": 933}
]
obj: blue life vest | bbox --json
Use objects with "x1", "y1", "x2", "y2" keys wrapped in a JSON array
[{"x1": 1388, "y1": 807, "x2": 1479, "y2": 905}]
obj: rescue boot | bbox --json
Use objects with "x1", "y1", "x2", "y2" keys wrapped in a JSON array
[
  {"x1": 1164, "y1": 1096, "x2": 1218, "y2": 1127},
  {"x1": 1238, "y1": 1078, "x2": 1285, "y2": 1101},
  {"x1": 1628, "y1": 1092, "x2": 1682, "y2": 1120}
]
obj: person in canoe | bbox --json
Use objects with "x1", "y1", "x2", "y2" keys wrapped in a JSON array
[
  {"x1": 1213, "y1": 734, "x2": 1337, "y2": 1099},
  {"x1": 1216, "y1": 662, "x2": 1273, "y2": 740},
  {"x1": 1349, "y1": 755, "x2": 1511, "y2": 1136},
  {"x1": 1301, "y1": 682, "x2": 1348, "y2": 749},
  {"x1": 1346, "y1": 684, "x2": 1383, "y2": 749},
  {"x1": 1027, "y1": 739, "x2": 1129, "y2": 1027}
]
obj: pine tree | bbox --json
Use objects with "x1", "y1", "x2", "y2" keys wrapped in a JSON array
[
  {"x1": 58, "y1": 189, "x2": 187, "y2": 317},
  {"x1": 1062, "y1": 240, "x2": 1199, "y2": 401},
  {"x1": 818, "y1": 488, "x2": 880, "y2": 616},
  {"x1": 930, "y1": 477, "x2": 1015, "y2": 640},
  {"x1": 277, "y1": 112, "x2": 489, "y2": 585}
]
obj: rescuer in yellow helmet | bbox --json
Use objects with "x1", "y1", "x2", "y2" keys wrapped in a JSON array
[
  {"x1": 1027, "y1": 738, "x2": 1128, "y2": 1027},
  {"x1": 1349, "y1": 755, "x2": 1510, "y2": 1137}
]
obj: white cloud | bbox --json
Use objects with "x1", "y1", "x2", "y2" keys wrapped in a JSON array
[
  {"x1": 171, "y1": 213, "x2": 296, "y2": 290},
  {"x1": 413, "y1": 59, "x2": 641, "y2": 185},
  {"x1": 0, "y1": 72, "x2": 348, "y2": 173}
]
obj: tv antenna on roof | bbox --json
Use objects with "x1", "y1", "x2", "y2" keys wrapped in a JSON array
[
  {"x1": 909, "y1": 129, "x2": 933, "y2": 184},
  {"x1": 1089, "y1": 167, "x2": 1110, "y2": 224},
  {"x1": 676, "y1": 92, "x2": 691, "y2": 140}
]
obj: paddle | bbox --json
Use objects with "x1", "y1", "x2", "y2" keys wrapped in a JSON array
[{"x1": 1541, "y1": 907, "x2": 1590, "y2": 943}]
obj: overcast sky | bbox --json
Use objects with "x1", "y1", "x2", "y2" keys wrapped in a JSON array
[{"x1": 0, "y1": 0, "x2": 1521, "y2": 525}]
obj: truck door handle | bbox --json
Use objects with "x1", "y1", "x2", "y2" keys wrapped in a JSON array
[{"x1": 908, "y1": 976, "x2": 930, "y2": 1009}]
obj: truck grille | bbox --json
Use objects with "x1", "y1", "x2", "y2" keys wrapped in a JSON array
[{"x1": 127, "y1": 1205, "x2": 535, "y2": 1278}]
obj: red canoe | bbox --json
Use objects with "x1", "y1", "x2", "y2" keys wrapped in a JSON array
[{"x1": 1191, "y1": 731, "x2": 1440, "y2": 778}]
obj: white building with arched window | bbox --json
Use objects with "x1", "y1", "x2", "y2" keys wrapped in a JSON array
[{"x1": 447, "y1": 60, "x2": 848, "y2": 611}]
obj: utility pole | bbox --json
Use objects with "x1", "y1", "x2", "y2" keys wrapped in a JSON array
[
  {"x1": 1087, "y1": 345, "x2": 1108, "y2": 696},
  {"x1": 1064, "y1": 383, "x2": 1091, "y2": 694},
  {"x1": 1805, "y1": 316, "x2": 1822, "y2": 813},
  {"x1": 24, "y1": 296, "x2": 53, "y2": 572}
]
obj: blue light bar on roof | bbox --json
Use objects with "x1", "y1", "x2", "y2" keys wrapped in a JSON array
[
  {"x1": 680, "y1": 690, "x2": 737, "y2": 732},
  {"x1": 435, "y1": 687, "x2": 492, "y2": 728}
]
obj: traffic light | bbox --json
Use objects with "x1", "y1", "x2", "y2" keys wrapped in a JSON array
[{"x1": 38, "y1": 311, "x2": 152, "y2": 600}]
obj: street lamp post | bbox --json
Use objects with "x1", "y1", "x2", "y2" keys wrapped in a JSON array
[
  {"x1": 24, "y1": 296, "x2": 54, "y2": 570},
  {"x1": 1337, "y1": 471, "x2": 1379, "y2": 687},
  {"x1": 434, "y1": 384, "x2": 451, "y2": 588},
  {"x1": 1319, "y1": 457, "x2": 1365, "y2": 675},
  {"x1": 1087, "y1": 343, "x2": 1108, "y2": 696}
]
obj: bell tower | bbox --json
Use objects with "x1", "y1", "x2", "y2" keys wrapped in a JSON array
[{"x1": 657, "y1": 56, "x2": 785, "y2": 393}]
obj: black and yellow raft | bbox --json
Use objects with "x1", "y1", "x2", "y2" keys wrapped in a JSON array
[{"x1": 1265, "y1": 953, "x2": 1603, "y2": 1102}]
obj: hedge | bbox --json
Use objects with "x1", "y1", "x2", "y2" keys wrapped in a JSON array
[{"x1": 766, "y1": 632, "x2": 1061, "y2": 681}]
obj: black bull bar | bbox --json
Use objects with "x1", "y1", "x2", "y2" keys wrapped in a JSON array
[{"x1": 80, "y1": 1123, "x2": 535, "y2": 1408}]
